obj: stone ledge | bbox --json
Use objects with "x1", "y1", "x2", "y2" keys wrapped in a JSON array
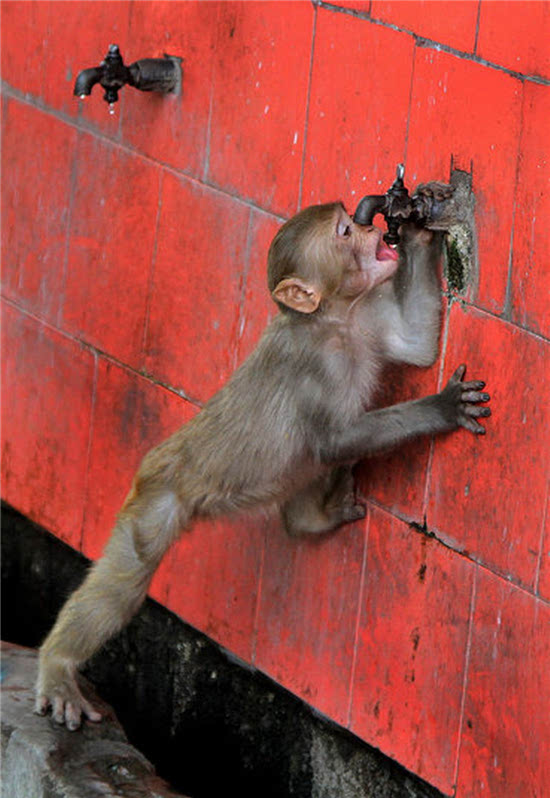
[{"x1": 1, "y1": 641, "x2": 188, "y2": 798}]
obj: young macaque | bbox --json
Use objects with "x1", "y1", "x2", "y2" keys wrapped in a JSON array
[{"x1": 36, "y1": 183, "x2": 491, "y2": 729}]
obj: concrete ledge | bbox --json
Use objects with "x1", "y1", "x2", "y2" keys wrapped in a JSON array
[{"x1": 1, "y1": 641, "x2": 188, "y2": 798}]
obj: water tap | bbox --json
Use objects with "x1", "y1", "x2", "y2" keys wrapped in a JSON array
[
  {"x1": 353, "y1": 164, "x2": 455, "y2": 246},
  {"x1": 74, "y1": 44, "x2": 181, "y2": 112}
]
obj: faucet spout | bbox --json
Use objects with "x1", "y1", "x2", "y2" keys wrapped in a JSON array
[
  {"x1": 353, "y1": 194, "x2": 388, "y2": 226},
  {"x1": 73, "y1": 66, "x2": 103, "y2": 97}
]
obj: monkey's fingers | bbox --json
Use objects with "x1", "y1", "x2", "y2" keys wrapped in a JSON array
[
  {"x1": 461, "y1": 417, "x2": 487, "y2": 435},
  {"x1": 450, "y1": 364, "x2": 467, "y2": 382},
  {"x1": 464, "y1": 405, "x2": 491, "y2": 418},
  {"x1": 416, "y1": 181, "x2": 455, "y2": 200},
  {"x1": 461, "y1": 390, "x2": 490, "y2": 404}
]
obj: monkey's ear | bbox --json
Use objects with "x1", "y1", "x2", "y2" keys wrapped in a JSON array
[{"x1": 272, "y1": 277, "x2": 321, "y2": 314}]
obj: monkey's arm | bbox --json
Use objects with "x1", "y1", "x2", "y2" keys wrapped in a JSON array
[
  {"x1": 373, "y1": 226, "x2": 443, "y2": 367},
  {"x1": 320, "y1": 365, "x2": 490, "y2": 463}
]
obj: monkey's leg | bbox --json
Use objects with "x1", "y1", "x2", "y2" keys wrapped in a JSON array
[
  {"x1": 282, "y1": 466, "x2": 365, "y2": 537},
  {"x1": 35, "y1": 489, "x2": 182, "y2": 730}
]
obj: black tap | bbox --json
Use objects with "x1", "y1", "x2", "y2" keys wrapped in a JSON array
[
  {"x1": 353, "y1": 164, "x2": 413, "y2": 246},
  {"x1": 74, "y1": 44, "x2": 181, "y2": 109},
  {"x1": 353, "y1": 163, "x2": 460, "y2": 246}
]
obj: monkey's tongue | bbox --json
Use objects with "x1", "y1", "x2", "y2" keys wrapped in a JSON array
[{"x1": 376, "y1": 238, "x2": 399, "y2": 261}]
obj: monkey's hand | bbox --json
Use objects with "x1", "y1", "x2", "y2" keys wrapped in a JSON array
[
  {"x1": 438, "y1": 364, "x2": 491, "y2": 435},
  {"x1": 413, "y1": 181, "x2": 458, "y2": 231},
  {"x1": 35, "y1": 653, "x2": 102, "y2": 731}
]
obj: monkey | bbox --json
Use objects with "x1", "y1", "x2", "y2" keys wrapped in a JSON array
[{"x1": 35, "y1": 183, "x2": 491, "y2": 729}]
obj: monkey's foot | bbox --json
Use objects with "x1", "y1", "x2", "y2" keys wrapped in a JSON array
[
  {"x1": 341, "y1": 504, "x2": 367, "y2": 524},
  {"x1": 329, "y1": 502, "x2": 367, "y2": 526},
  {"x1": 35, "y1": 655, "x2": 102, "y2": 731}
]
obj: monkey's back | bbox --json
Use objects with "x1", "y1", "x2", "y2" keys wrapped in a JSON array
[{"x1": 134, "y1": 313, "x2": 377, "y2": 519}]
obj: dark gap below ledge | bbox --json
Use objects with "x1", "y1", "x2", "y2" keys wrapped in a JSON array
[{"x1": 1, "y1": 502, "x2": 444, "y2": 798}]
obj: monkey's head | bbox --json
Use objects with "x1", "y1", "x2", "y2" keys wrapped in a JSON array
[{"x1": 267, "y1": 202, "x2": 400, "y2": 315}]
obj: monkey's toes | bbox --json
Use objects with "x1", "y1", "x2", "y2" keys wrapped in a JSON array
[
  {"x1": 342, "y1": 503, "x2": 367, "y2": 523},
  {"x1": 36, "y1": 690, "x2": 102, "y2": 730},
  {"x1": 35, "y1": 694, "x2": 49, "y2": 716}
]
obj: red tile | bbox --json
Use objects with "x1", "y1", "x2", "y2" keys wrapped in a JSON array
[
  {"x1": 537, "y1": 483, "x2": 550, "y2": 601},
  {"x1": 61, "y1": 134, "x2": 161, "y2": 367},
  {"x1": 510, "y1": 82, "x2": 550, "y2": 338},
  {"x1": 371, "y1": 1, "x2": 479, "y2": 52},
  {"x1": 477, "y1": 0, "x2": 550, "y2": 79},
  {"x1": 456, "y1": 570, "x2": 550, "y2": 797},
  {"x1": 121, "y1": 1, "x2": 218, "y2": 177},
  {"x1": 144, "y1": 172, "x2": 250, "y2": 403},
  {"x1": 255, "y1": 515, "x2": 366, "y2": 725},
  {"x1": 234, "y1": 210, "x2": 281, "y2": 367},
  {"x1": 1, "y1": 100, "x2": 77, "y2": 322},
  {"x1": 44, "y1": 1, "x2": 131, "y2": 132},
  {"x1": 208, "y1": 1, "x2": 313, "y2": 216},
  {"x1": 81, "y1": 358, "x2": 197, "y2": 561},
  {"x1": 407, "y1": 49, "x2": 523, "y2": 314},
  {"x1": 427, "y1": 304, "x2": 550, "y2": 588},
  {"x1": 161, "y1": 513, "x2": 264, "y2": 663},
  {"x1": 1, "y1": 303, "x2": 95, "y2": 548},
  {"x1": 0, "y1": 1, "x2": 49, "y2": 97},
  {"x1": 350, "y1": 507, "x2": 474, "y2": 794},
  {"x1": 302, "y1": 9, "x2": 413, "y2": 212}
]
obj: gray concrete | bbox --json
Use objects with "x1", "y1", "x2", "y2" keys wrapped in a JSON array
[{"x1": 1, "y1": 641, "x2": 188, "y2": 798}]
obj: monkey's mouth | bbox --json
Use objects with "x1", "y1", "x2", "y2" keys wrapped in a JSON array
[{"x1": 375, "y1": 235, "x2": 399, "y2": 262}]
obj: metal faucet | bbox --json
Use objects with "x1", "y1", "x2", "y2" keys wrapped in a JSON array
[
  {"x1": 74, "y1": 44, "x2": 181, "y2": 111},
  {"x1": 353, "y1": 164, "x2": 456, "y2": 246}
]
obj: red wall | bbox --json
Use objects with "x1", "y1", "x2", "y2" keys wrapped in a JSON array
[{"x1": 2, "y1": 2, "x2": 549, "y2": 795}]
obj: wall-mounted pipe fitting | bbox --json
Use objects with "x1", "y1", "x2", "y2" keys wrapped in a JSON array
[
  {"x1": 353, "y1": 163, "x2": 475, "y2": 247},
  {"x1": 353, "y1": 164, "x2": 477, "y2": 291},
  {"x1": 74, "y1": 44, "x2": 182, "y2": 113}
]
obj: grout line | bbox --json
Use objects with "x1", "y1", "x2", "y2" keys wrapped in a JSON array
[
  {"x1": 402, "y1": 39, "x2": 418, "y2": 167},
  {"x1": 314, "y1": 2, "x2": 550, "y2": 85},
  {"x1": 534, "y1": 481, "x2": 549, "y2": 596},
  {"x1": 140, "y1": 169, "x2": 165, "y2": 367},
  {"x1": 202, "y1": 0, "x2": 222, "y2": 183},
  {"x1": 250, "y1": 513, "x2": 269, "y2": 667},
  {"x1": 473, "y1": 0, "x2": 482, "y2": 55},
  {"x1": 79, "y1": 349, "x2": 99, "y2": 553},
  {"x1": 233, "y1": 207, "x2": 255, "y2": 371},
  {"x1": 503, "y1": 81, "x2": 527, "y2": 321},
  {"x1": 421, "y1": 301, "x2": 452, "y2": 519},
  {"x1": 298, "y1": 1, "x2": 318, "y2": 211},
  {"x1": 345, "y1": 508, "x2": 370, "y2": 728},
  {"x1": 56, "y1": 126, "x2": 80, "y2": 329},
  {"x1": 446, "y1": 296, "x2": 550, "y2": 345},
  {"x1": 452, "y1": 562, "x2": 478, "y2": 792}
]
